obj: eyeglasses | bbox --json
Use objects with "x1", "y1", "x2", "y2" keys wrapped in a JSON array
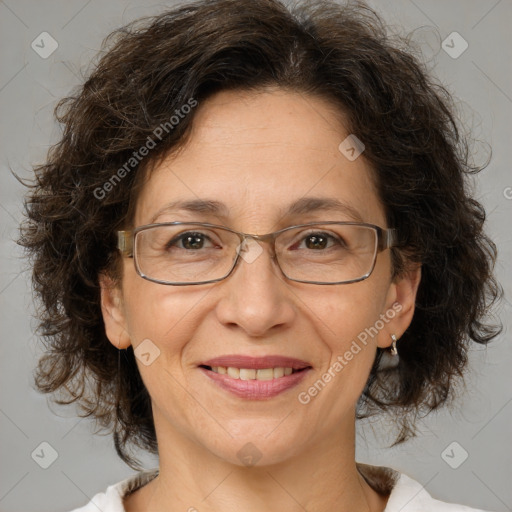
[{"x1": 117, "y1": 221, "x2": 396, "y2": 286}]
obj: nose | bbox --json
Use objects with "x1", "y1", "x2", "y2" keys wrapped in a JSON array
[{"x1": 214, "y1": 238, "x2": 297, "y2": 337}]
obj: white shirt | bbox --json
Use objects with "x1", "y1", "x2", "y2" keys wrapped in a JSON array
[{"x1": 69, "y1": 466, "x2": 492, "y2": 512}]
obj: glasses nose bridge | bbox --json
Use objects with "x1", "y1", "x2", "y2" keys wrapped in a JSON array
[
  {"x1": 243, "y1": 231, "x2": 277, "y2": 244},
  {"x1": 239, "y1": 230, "x2": 279, "y2": 254},
  {"x1": 235, "y1": 231, "x2": 280, "y2": 268}
]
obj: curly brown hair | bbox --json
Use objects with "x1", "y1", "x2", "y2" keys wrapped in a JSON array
[{"x1": 20, "y1": 0, "x2": 502, "y2": 468}]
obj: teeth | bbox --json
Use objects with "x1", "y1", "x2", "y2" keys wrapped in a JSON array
[
  {"x1": 239, "y1": 368, "x2": 256, "y2": 380},
  {"x1": 273, "y1": 367, "x2": 284, "y2": 378},
  {"x1": 227, "y1": 367, "x2": 240, "y2": 379},
  {"x1": 209, "y1": 366, "x2": 299, "y2": 380},
  {"x1": 256, "y1": 368, "x2": 274, "y2": 380}
]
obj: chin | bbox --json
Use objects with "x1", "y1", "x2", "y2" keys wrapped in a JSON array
[{"x1": 199, "y1": 423, "x2": 310, "y2": 468}]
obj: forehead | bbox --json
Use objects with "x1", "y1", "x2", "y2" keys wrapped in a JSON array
[{"x1": 134, "y1": 88, "x2": 386, "y2": 229}]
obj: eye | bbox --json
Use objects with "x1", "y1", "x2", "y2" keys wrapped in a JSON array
[
  {"x1": 302, "y1": 232, "x2": 330, "y2": 250},
  {"x1": 167, "y1": 231, "x2": 217, "y2": 250},
  {"x1": 294, "y1": 231, "x2": 346, "y2": 251}
]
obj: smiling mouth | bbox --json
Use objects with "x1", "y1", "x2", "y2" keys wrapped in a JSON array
[
  {"x1": 199, "y1": 365, "x2": 309, "y2": 380},
  {"x1": 198, "y1": 356, "x2": 312, "y2": 399}
]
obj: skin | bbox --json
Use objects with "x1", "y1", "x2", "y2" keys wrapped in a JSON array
[{"x1": 101, "y1": 87, "x2": 421, "y2": 512}]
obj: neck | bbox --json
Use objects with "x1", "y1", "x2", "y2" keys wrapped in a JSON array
[{"x1": 124, "y1": 412, "x2": 389, "y2": 512}]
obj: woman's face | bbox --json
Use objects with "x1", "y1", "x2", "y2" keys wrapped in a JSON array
[{"x1": 102, "y1": 88, "x2": 418, "y2": 466}]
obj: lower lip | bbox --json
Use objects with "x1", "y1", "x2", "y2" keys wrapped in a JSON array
[{"x1": 199, "y1": 367, "x2": 311, "y2": 400}]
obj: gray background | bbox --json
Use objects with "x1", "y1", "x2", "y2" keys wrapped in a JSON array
[{"x1": 0, "y1": 1, "x2": 511, "y2": 511}]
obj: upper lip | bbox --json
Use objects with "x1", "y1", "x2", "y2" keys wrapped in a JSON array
[{"x1": 200, "y1": 355, "x2": 312, "y2": 370}]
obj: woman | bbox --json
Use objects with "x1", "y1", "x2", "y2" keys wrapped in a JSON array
[{"x1": 21, "y1": 0, "x2": 502, "y2": 510}]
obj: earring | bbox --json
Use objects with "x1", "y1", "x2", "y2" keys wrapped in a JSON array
[{"x1": 390, "y1": 334, "x2": 398, "y2": 356}]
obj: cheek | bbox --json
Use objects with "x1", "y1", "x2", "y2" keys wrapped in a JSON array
[
  {"x1": 120, "y1": 264, "x2": 199, "y2": 350},
  {"x1": 120, "y1": 277, "x2": 204, "y2": 405},
  {"x1": 326, "y1": 292, "x2": 383, "y2": 378},
  {"x1": 302, "y1": 273, "x2": 390, "y2": 401},
  {"x1": 308, "y1": 273, "x2": 389, "y2": 344}
]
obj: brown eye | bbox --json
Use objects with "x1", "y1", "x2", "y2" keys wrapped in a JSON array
[
  {"x1": 304, "y1": 234, "x2": 329, "y2": 250},
  {"x1": 292, "y1": 231, "x2": 346, "y2": 251},
  {"x1": 181, "y1": 233, "x2": 206, "y2": 250},
  {"x1": 167, "y1": 232, "x2": 213, "y2": 250}
]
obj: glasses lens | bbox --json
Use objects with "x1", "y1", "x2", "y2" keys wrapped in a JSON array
[
  {"x1": 133, "y1": 223, "x2": 379, "y2": 285},
  {"x1": 134, "y1": 224, "x2": 239, "y2": 284},
  {"x1": 275, "y1": 224, "x2": 378, "y2": 283}
]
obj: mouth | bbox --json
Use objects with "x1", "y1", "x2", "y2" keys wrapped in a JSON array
[
  {"x1": 198, "y1": 355, "x2": 312, "y2": 399},
  {"x1": 199, "y1": 365, "x2": 307, "y2": 380}
]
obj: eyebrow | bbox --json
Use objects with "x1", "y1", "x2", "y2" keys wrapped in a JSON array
[
  {"x1": 149, "y1": 196, "x2": 364, "y2": 224},
  {"x1": 283, "y1": 197, "x2": 364, "y2": 222}
]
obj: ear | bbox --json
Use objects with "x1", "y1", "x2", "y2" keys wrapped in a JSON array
[
  {"x1": 99, "y1": 273, "x2": 131, "y2": 349},
  {"x1": 376, "y1": 265, "x2": 421, "y2": 349}
]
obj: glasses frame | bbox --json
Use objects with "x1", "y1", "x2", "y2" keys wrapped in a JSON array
[{"x1": 117, "y1": 221, "x2": 396, "y2": 286}]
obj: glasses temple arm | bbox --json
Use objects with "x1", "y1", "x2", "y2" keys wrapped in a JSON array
[
  {"x1": 117, "y1": 230, "x2": 133, "y2": 257},
  {"x1": 381, "y1": 228, "x2": 397, "y2": 250}
]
